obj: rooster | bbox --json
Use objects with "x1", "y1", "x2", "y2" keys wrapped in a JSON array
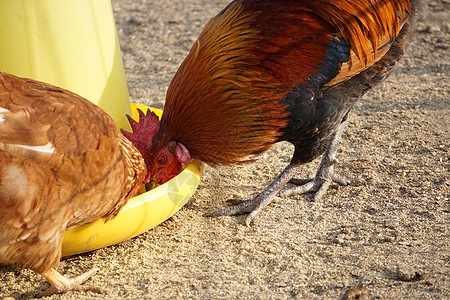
[
  {"x1": 124, "y1": 0, "x2": 416, "y2": 226},
  {"x1": 0, "y1": 72, "x2": 146, "y2": 296}
]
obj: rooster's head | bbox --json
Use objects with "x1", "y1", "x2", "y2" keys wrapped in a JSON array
[{"x1": 121, "y1": 108, "x2": 191, "y2": 189}]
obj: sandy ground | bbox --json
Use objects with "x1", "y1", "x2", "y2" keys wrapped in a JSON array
[{"x1": 1, "y1": 0, "x2": 449, "y2": 299}]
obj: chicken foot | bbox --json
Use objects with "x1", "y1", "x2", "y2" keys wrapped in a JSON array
[
  {"x1": 207, "y1": 163, "x2": 302, "y2": 226},
  {"x1": 207, "y1": 121, "x2": 349, "y2": 226},
  {"x1": 38, "y1": 267, "x2": 106, "y2": 297},
  {"x1": 280, "y1": 120, "x2": 350, "y2": 200}
]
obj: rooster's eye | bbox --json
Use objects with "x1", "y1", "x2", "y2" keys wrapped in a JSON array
[{"x1": 157, "y1": 156, "x2": 166, "y2": 165}]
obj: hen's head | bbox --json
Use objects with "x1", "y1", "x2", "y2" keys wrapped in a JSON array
[{"x1": 121, "y1": 108, "x2": 191, "y2": 188}]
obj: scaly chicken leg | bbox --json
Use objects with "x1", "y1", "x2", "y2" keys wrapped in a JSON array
[
  {"x1": 207, "y1": 163, "x2": 301, "y2": 226},
  {"x1": 281, "y1": 120, "x2": 350, "y2": 200},
  {"x1": 39, "y1": 268, "x2": 105, "y2": 297},
  {"x1": 208, "y1": 121, "x2": 349, "y2": 226}
]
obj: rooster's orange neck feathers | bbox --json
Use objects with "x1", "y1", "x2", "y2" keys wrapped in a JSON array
[{"x1": 160, "y1": 0, "x2": 291, "y2": 164}]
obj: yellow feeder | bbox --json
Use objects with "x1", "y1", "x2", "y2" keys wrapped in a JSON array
[
  {"x1": 0, "y1": 0, "x2": 130, "y2": 129},
  {"x1": 0, "y1": 0, "x2": 203, "y2": 256}
]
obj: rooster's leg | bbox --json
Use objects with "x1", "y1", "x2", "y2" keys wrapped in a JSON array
[
  {"x1": 38, "y1": 267, "x2": 106, "y2": 297},
  {"x1": 280, "y1": 121, "x2": 349, "y2": 200},
  {"x1": 207, "y1": 121, "x2": 349, "y2": 225},
  {"x1": 207, "y1": 163, "x2": 302, "y2": 226}
]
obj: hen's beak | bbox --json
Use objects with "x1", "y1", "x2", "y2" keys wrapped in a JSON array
[{"x1": 144, "y1": 173, "x2": 160, "y2": 191}]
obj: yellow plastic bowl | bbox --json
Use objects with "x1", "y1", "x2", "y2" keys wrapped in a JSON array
[{"x1": 61, "y1": 104, "x2": 203, "y2": 257}]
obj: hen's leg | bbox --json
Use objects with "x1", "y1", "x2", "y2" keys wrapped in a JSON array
[
  {"x1": 280, "y1": 121, "x2": 349, "y2": 200},
  {"x1": 206, "y1": 163, "x2": 301, "y2": 226},
  {"x1": 38, "y1": 267, "x2": 106, "y2": 297}
]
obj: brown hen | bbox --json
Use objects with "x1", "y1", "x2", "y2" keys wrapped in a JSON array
[{"x1": 0, "y1": 72, "x2": 146, "y2": 296}]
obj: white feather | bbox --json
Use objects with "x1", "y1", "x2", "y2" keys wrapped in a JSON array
[
  {"x1": 17, "y1": 142, "x2": 55, "y2": 154},
  {"x1": 0, "y1": 107, "x2": 9, "y2": 122}
]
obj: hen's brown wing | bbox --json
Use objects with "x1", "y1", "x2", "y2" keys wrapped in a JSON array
[{"x1": 0, "y1": 72, "x2": 118, "y2": 165}]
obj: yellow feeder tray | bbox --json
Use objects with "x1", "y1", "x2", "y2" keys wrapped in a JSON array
[{"x1": 62, "y1": 104, "x2": 204, "y2": 257}]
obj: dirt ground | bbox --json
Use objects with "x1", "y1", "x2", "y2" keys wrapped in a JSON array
[{"x1": 1, "y1": 0, "x2": 448, "y2": 299}]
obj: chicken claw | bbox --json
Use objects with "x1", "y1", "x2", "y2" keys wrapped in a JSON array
[
  {"x1": 39, "y1": 267, "x2": 106, "y2": 297},
  {"x1": 206, "y1": 163, "x2": 301, "y2": 226},
  {"x1": 280, "y1": 159, "x2": 349, "y2": 201},
  {"x1": 282, "y1": 121, "x2": 349, "y2": 200},
  {"x1": 207, "y1": 121, "x2": 349, "y2": 225}
]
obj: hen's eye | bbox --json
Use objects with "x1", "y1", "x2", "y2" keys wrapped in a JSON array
[{"x1": 157, "y1": 156, "x2": 166, "y2": 164}]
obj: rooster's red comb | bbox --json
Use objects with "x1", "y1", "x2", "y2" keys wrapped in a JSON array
[{"x1": 121, "y1": 108, "x2": 160, "y2": 150}]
